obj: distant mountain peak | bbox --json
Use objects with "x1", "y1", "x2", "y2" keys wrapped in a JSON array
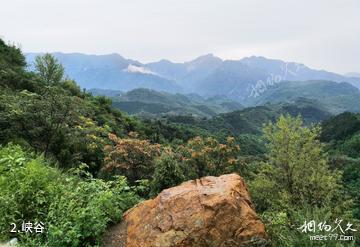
[
  {"x1": 240, "y1": 55, "x2": 286, "y2": 64},
  {"x1": 154, "y1": 59, "x2": 176, "y2": 64},
  {"x1": 185, "y1": 54, "x2": 223, "y2": 73},
  {"x1": 197, "y1": 53, "x2": 217, "y2": 59},
  {"x1": 240, "y1": 55, "x2": 305, "y2": 67},
  {"x1": 189, "y1": 53, "x2": 222, "y2": 64},
  {"x1": 244, "y1": 55, "x2": 267, "y2": 59}
]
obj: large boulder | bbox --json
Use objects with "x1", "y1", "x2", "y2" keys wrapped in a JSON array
[{"x1": 103, "y1": 174, "x2": 267, "y2": 247}]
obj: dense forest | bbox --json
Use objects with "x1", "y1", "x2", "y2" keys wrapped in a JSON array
[{"x1": 1, "y1": 39, "x2": 359, "y2": 246}]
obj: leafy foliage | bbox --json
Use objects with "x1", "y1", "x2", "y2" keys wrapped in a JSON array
[
  {"x1": 103, "y1": 133, "x2": 161, "y2": 183},
  {"x1": 165, "y1": 99, "x2": 332, "y2": 136},
  {"x1": 0, "y1": 144, "x2": 140, "y2": 246},
  {"x1": 321, "y1": 112, "x2": 360, "y2": 142},
  {"x1": 35, "y1": 53, "x2": 64, "y2": 85},
  {"x1": 249, "y1": 115, "x2": 357, "y2": 246},
  {"x1": 107, "y1": 87, "x2": 243, "y2": 118},
  {"x1": 178, "y1": 136, "x2": 240, "y2": 178},
  {"x1": 150, "y1": 150, "x2": 185, "y2": 196}
]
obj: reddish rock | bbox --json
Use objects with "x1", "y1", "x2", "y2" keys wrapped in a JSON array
[{"x1": 103, "y1": 174, "x2": 267, "y2": 247}]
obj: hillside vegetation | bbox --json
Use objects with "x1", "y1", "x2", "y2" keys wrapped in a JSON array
[
  {"x1": 92, "y1": 88, "x2": 243, "y2": 118},
  {"x1": 248, "y1": 80, "x2": 360, "y2": 114},
  {"x1": 165, "y1": 98, "x2": 332, "y2": 135}
]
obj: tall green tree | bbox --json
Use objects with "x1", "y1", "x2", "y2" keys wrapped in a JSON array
[
  {"x1": 251, "y1": 115, "x2": 343, "y2": 211},
  {"x1": 35, "y1": 53, "x2": 64, "y2": 84},
  {"x1": 249, "y1": 115, "x2": 356, "y2": 246}
]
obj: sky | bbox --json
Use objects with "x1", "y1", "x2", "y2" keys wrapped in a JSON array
[{"x1": 0, "y1": 0, "x2": 359, "y2": 74}]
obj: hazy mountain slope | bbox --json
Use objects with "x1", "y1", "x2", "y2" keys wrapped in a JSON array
[
  {"x1": 25, "y1": 53, "x2": 360, "y2": 101},
  {"x1": 26, "y1": 52, "x2": 181, "y2": 93},
  {"x1": 192, "y1": 56, "x2": 360, "y2": 100},
  {"x1": 240, "y1": 56, "x2": 346, "y2": 82},
  {"x1": 346, "y1": 72, "x2": 360, "y2": 78},
  {"x1": 166, "y1": 98, "x2": 332, "y2": 135},
  {"x1": 146, "y1": 54, "x2": 223, "y2": 91},
  {"x1": 97, "y1": 88, "x2": 243, "y2": 118},
  {"x1": 147, "y1": 55, "x2": 360, "y2": 101},
  {"x1": 248, "y1": 80, "x2": 360, "y2": 114},
  {"x1": 194, "y1": 60, "x2": 269, "y2": 101},
  {"x1": 88, "y1": 88, "x2": 123, "y2": 97},
  {"x1": 145, "y1": 59, "x2": 188, "y2": 81}
]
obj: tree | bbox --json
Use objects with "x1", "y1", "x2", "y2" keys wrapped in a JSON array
[
  {"x1": 249, "y1": 115, "x2": 356, "y2": 246},
  {"x1": 35, "y1": 53, "x2": 64, "y2": 84},
  {"x1": 0, "y1": 39, "x2": 30, "y2": 89},
  {"x1": 103, "y1": 133, "x2": 161, "y2": 183},
  {"x1": 250, "y1": 115, "x2": 343, "y2": 211},
  {"x1": 1, "y1": 86, "x2": 78, "y2": 159},
  {"x1": 150, "y1": 150, "x2": 185, "y2": 196},
  {"x1": 178, "y1": 136, "x2": 240, "y2": 179},
  {"x1": 341, "y1": 133, "x2": 360, "y2": 158}
]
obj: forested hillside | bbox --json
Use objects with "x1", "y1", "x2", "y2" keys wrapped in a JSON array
[
  {"x1": 165, "y1": 98, "x2": 332, "y2": 135},
  {"x1": 1, "y1": 40, "x2": 359, "y2": 246},
  {"x1": 92, "y1": 88, "x2": 243, "y2": 118},
  {"x1": 247, "y1": 80, "x2": 360, "y2": 114}
]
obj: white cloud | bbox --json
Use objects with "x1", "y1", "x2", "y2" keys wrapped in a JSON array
[{"x1": 125, "y1": 64, "x2": 157, "y2": 75}]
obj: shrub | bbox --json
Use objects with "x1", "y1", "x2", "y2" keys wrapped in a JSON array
[
  {"x1": 150, "y1": 150, "x2": 185, "y2": 196},
  {"x1": 103, "y1": 133, "x2": 161, "y2": 183},
  {"x1": 341, "y1": 133, "x2": 360, "y2": 158},
  {"x1": 178, "y1": 136, "x2": 240, "y2": 179},
  {"x1": 0, "y1": 144, "x2": 60, "y2": 242},
  {"x1": 249, "y1": 115, "x2": 358, "y2": 246},
  {"x1": 0, "y1": 144, "x2": 140, "y2": 246}
]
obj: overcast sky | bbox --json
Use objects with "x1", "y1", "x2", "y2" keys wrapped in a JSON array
[{"x1": 0, "y1": 0, "x2": 359, "y2": 74}]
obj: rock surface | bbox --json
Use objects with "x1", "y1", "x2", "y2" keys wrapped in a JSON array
[{"x1": 103, "y1": 174, "x2": 267, "y2": 247}]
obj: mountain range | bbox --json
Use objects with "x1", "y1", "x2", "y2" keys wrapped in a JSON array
[
  {"x1": 89, "y1": 78, "x2": 360, "y2": 118},
  {"x1": 25, "y1": 53, "x2": 181, "y2": 93},
  {"x1": 25, "y1": 53, "x2": 360, "y2": 104}
]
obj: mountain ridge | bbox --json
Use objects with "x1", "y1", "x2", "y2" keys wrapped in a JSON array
[
  {"x1": 91, "y1": 88, "x2": 244, "y2": 118},
  {"x1": 25, "y1": 52, "x2": 360, "y2": 102}
]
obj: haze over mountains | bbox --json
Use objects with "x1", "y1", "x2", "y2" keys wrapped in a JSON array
[
  {"x1": 247, "y1": 80, "x2": 360, "y2": 114},
  {"x1": 25, "y1": 52, "x2": 360, "y2": 115},
  {"x1": 346, "y1": 72, "x2": 360, "y2": 78},
  {"x1": 89, "y1": 88, "x2": 244, "y2": 118},
  {"x1": 26, "y1": 53, "x2": 360, "y2": 94}
]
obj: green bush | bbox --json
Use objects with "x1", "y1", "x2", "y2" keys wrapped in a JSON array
[
  {"x1": 341, "y1": 133, "x2": 360, "y2": 158},
  {"x1": 249, "y1": 115, "x2": 358, "y2": 246},
  {"x1": 150, "y1": 150, "x2": 185, "y2": 196},
  {"x1": 0, "y1": 144, "x2": 140, "y2": 246},
  {"x1": 0, "y1": 144, "x2": 60, "y2": 242}
]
